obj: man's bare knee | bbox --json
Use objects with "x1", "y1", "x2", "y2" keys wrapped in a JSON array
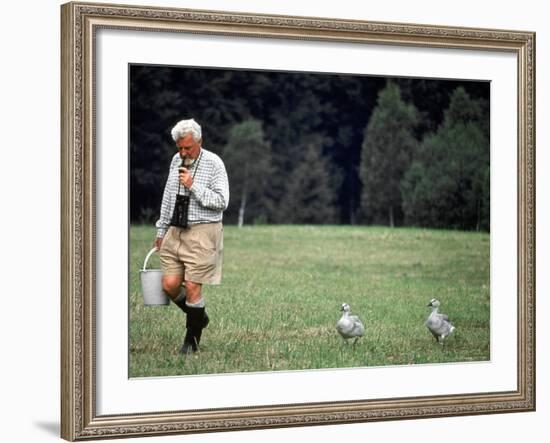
[
  {"x1": 162, "y1": 275, "x2": 184, "y2": 298},
  {"x1": 184, "y1": 281, "x2": 202, "y2": 304}
]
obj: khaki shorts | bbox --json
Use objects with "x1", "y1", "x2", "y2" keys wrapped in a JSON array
[{"x1": 159, "y1": 223, "x2": 224, "y2": 284}]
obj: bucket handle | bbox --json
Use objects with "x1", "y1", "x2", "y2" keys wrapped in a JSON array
[{"x1": 142, "y1": 248, "x2": 159, "y2": 271}]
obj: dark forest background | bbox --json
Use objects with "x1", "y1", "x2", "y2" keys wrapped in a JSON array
[{"x1": 130, "y1": 65, "x2": 490, "y2": 231}]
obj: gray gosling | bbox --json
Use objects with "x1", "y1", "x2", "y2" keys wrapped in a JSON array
[
  {"x1": 425, "y1": 298, "x2": 456, "y2": 344},
  {"x1": 336, "y1": 303, "x2": 365, "y2": 345}
]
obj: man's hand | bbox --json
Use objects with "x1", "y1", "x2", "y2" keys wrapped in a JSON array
[
  {"x1": 154, "y1": 237, "x2": 163, "y2": 250},
  {"x1": 179, "y1": 167, "x2": 193, "y2": 188}
]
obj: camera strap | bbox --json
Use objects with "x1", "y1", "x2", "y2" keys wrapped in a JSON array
[{"x1": 176, "y1": 149, "x2": 203, "y2": 196}]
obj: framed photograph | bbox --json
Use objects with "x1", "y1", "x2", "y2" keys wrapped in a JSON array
[{"x1": 61, "y1": 1, "x2": 535, "y2": 440}]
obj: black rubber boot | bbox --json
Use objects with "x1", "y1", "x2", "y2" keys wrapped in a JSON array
[
  {"x1": 180, "y1": 306, "x2": 206, "y2": 355},
  {"x1": 172, "y1": 289, "x2": 209, "y2": 328},
  {"x1": 172, "y1": 290, "x2": 189, "y2": 313}
]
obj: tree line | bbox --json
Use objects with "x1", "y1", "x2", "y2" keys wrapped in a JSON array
[{"x1": 130, "y1": 65, "x2": 489, "y2": 231}]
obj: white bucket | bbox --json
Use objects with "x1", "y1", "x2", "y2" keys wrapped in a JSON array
[{"x1": 139, "y1": 248, "x2": 169, "y2": 306}]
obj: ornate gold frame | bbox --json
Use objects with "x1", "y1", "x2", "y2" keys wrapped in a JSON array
[{"x1": 61, "y1": 2, "x2": 535, "y2": 440}]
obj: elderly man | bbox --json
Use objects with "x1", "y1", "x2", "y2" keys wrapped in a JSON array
[{"x1": 154, "y1": 118, "x2": 229, "y2": 355}]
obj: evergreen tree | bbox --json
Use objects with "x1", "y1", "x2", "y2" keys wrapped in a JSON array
[
  {"x1": 222, "y1": 119, "x2": 273, "y2": 227},
  {"x1": 359, "y1": 81, "x2": 418, "y2": 226},
  {"x1": 279, "y1": 141, "x2": 338, "y2": 224},
  {"x1": 400, "y1": 87, "x2": 490, "y2": 230}
]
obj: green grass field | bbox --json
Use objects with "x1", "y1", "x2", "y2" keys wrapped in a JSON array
[{"x1": 129, "y1": 224, "x2": 490, "y2": 377}]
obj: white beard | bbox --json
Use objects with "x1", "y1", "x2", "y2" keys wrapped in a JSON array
[{"x1": 182, "y1": 156, "x2": 196, "y2": 167}]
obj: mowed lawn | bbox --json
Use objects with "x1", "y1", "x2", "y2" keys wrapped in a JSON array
[{"x1": 129, "y1": 224, "x2": 490, "y2": 377}]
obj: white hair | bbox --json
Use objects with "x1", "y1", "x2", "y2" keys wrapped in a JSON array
[{"x1": 171, "y1": 118, "x2": 202, "y2": 142}]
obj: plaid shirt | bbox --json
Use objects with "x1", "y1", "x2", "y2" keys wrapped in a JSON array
[{"x1": 155, "y1": 148, "x2": 229, "y2": 238}]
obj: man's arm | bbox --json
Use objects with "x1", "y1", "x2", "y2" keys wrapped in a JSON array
[
  {"x1": 155, "y1": 155, "x2": 179, "y2": 241},
  {"x1": 189, "y1": 161, "x2": 229, "y2": 211}
]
